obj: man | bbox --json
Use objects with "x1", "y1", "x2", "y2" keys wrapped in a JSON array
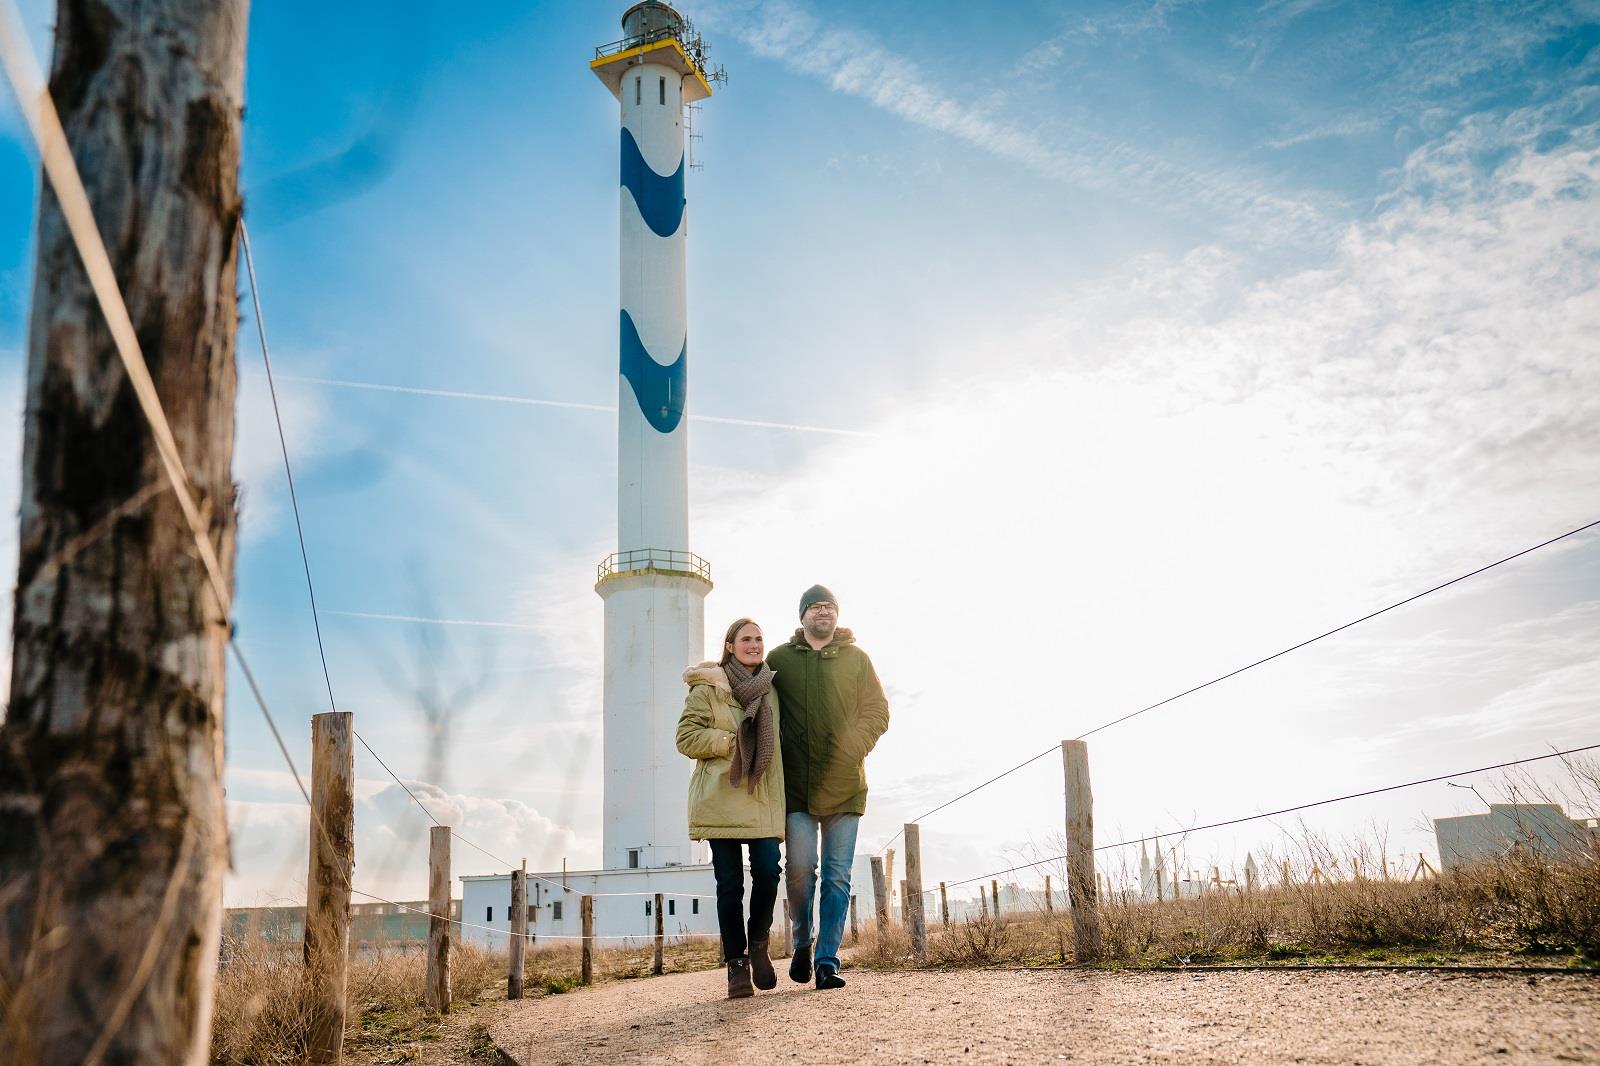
[{"x1": 769, "y1": 584, "x2": 890, "y2": 990}]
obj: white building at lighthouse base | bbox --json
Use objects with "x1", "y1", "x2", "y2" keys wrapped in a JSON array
[{"x1": 459, "y1": 865, "x2": 721, "y2": 951}]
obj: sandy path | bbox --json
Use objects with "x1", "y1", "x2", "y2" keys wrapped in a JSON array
[{"x1": 489, "y1": 966, "x2": 1598, "y2": 1065}]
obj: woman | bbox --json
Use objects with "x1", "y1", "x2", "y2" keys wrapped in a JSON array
[{"x1": 676, "y1": 617, "x2": 786, "y2": 1000}]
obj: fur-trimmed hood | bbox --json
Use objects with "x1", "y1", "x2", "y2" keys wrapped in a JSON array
[{"x1": 683, "y1": 661, "x2": 730, "y2": 691}]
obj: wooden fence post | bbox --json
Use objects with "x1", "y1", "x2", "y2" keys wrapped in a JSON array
[
  {"x1": 653, "y1": 893, "x2": 665, "y2": 975},
  {"x1": 991, "y1": 880, "x2": 1000, "y2": 917},
  {"x1": 904, "y1": 824, "x2": 927, "y2": 961},
  {"x1": 899, "y1": 880, "x2": 907, "y2": 925},
  {"x1": 939, "y1": 882, "x2": 949, "y2": 927},
  {"x1": 306, "y1": 712, "x2": 355, "y2": 1064},
  {"x1": 849, "y1": 894, "x2": 859, "y2": 943},
  {"x1": 580, "y1": 895, "x2": 595, "y2": 985},
  {"x1": 870, "y1": 856, "x2": 889, "y2": 934},
  {"x1": 426, "y1": 827, "x2": 452, "y2": 1013},
  {"x1": 1061, "y1": 739, "x2": 1103, "y2": 962},
  {"x1": 980, "y1": 888, "x2": 988, "y2": 919},
  {"x1": 508, "y1": 861, "x2": 527, "y2": 999}
]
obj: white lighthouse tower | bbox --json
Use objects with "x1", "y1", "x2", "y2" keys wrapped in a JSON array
[
  {"x1": 592, "y1": 3, "x2": 718, "y2": 871},
  {"x1": 458, "y1": 4, "x2": 727, "y2": 947}
]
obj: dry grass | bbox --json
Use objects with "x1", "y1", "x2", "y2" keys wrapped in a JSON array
[
  {"x1": 849, "y1": 849, "x2": 1600, "y2": 972},
  {"x1": 209, "y1": 935, "x2": 724, "y2": 1064}
]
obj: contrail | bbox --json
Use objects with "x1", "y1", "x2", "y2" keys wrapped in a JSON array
[
  {"x1": 283, "y1": 374, "x2": 883, "y2": 439},
  {"x1": 325, "y1": 609, "x2": 544, "y2": 631}
]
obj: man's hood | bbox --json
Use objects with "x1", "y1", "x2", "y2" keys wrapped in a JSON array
[{"x1": 787, "y1": 627, "x2": 855, "y2": 649}]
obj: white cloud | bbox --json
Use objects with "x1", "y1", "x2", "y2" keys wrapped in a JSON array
[{"x1": 693, "y1": 0, "x2": 1331, "y2": 241}]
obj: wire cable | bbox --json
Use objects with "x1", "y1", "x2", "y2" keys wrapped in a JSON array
[
  {"x1": 942, "y1": 741, "x2": 1600, "y2": 889},
  {"x1": 239, "y1": 221, "x2": 340, "y2": 715},
  {"x1": 879, "y1": 517, "x2": 1600, "y2": 854}
]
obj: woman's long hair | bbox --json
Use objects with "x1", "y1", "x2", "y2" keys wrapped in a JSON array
[{"x1": 720, "y1": 617, "x2": 759, "y2": 667}]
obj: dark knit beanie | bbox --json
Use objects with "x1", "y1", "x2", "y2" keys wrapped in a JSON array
[{"x1": 799, "y1": 584, "x2": 838, "y2": 618}]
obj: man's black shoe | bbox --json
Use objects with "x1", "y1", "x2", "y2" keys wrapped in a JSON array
[
  {"x1": 814, "y1": 962, "x2": 846, "y2": 990},
  {"x1": 788, "y1": 943, "x2": 812, "y2": 984}
]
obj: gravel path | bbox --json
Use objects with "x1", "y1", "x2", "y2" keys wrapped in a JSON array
[{"x1": 489, "y1": 966, "x2": 1598, "y2": 1065}]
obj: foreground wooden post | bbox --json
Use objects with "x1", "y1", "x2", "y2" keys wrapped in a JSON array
[
  {"x1": 980, "y1": 888, "x2": 989, "y2": 918},
  {"x1": 653, "y1": 892, "x2": 665, "y2": 975},
  {"x1": 899, "y1": 880, "x2": 908, "y2": 925},
  {"x1": 1062, "y1": 739, "x2": 1103, "y2": 961},
  {"x1": 849, "y1": 894, "x2": 860, "y2": 942},
  {"x1": 580, "y1": 895, "x2": 595, "y2": 985},
  {"x1": 1044, "y1": 874, "x2": 1053, "y2": 913},
  {"x1": 991, "y1": 880, "x2": 1001, "y2": 916},
  {"x1": 870, "y1": 856, "x2": 889, "y2": 934},
  {"x1": 939, "y1": 882, "x2": 950, "y2": 927},
  {"x1": 904, "y1": 824, "x2": 927, "y2": 961},
  {"x1": 306, "y1": 712, "x2": 355, "y2": 1063},
  {"x1": 426, "y1": 827, "x2": 452, "y2": 1013},
  {"x1": 0, "y1": 2, "x2": 249, "y2": 1059},
  {"x1": 508, "y1": 861, "x2": 527, "y2": 999}
]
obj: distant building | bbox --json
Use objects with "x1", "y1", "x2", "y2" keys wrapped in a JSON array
[
  {"x1": 224, "y1": 899, "x2": 461, "y2": 948},
  {"x1": 1432, "y1": 803, "x2": 1598, "y2": 872}
]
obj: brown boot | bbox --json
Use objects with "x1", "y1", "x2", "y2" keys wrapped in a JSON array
[
  {"x1": 726, "y1": 957, "x2": 754, "y2": 999},
  {"x1": 748, "y1": 940, "x2": 777, "y2": 990}
]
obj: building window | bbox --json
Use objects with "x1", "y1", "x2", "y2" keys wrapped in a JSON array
[
  {"x1": 692, "y1": 899, "x2": 699, "y2": 914},
  {"x1": 486, "y1": 906, "x2": 493, "y2": 922},
  {"x1": 645, "y1": 900, "x2": 652, "y2": 916},
  {"x1": 659, "y1": 76, "x2": 666, "y2": 105},
  {"x1": 668, "y1": 899, "x2": 676, "y2": 916},
  {"x1": 552, "y1": 901, "x2": 563, "y2": 921},
  {"x1": 634, "y1": 76, "x2": 640, "y2": 106},
  {"x1": 628, "y1": 849, "x2": 640, "y2": 869}
]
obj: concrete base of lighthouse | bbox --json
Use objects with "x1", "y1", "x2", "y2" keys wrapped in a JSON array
[{"x1": 598, "y1": 565, "x2": 711, "y2": 870}]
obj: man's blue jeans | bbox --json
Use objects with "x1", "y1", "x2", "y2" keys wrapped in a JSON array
[{"x1": 785, "y1": 810, "x2": 860, "y2": 971}]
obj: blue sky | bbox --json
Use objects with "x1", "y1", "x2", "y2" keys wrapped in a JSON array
[{"x1": 2, "y1": 0, "x2": 1598, "y2": 906}]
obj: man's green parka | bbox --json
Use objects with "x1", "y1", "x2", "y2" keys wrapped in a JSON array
[{"x1": 767, "y1": 628, "x2": 889, "y2": 817}]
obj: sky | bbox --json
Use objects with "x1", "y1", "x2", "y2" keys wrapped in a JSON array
[{"x1": 1, "y1": 0, "x2": 1597, "y2": 908}]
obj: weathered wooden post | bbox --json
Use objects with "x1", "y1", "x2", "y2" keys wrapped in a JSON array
[
  {"x1": 426, "y1": 827, "x2": 452, "y2": 1013},
  {"x1": 991, "y1": 880, "x2": 1001, "y2": 917},
  {"x1": 653, "y1": 892, "x2": 665, "y2": 975},
  {"x1": 0, "y1": 1, "x2": 248, "y2": 1059},
  {"x1": 580, "y1": 895, "x2": 595, "y2": 985},
  {"x1": 979, "y1": 888, "x2": 988, "y2": 918},
  {"x1": 508, "y1": 860, "x2": 527, "y2": 999},
  {"x1": 849, "y1": 894, "x2": 860, "y2": 943},
  {"x1": 870, "y1": 856, "x2": 889, "y2": 934},
  {"x1": 306, "y1": 712, "x2": 355, "y2": 1063},
  {"x1": 904, "y1": 823, "x2": 927, "y2": 961},
  {"x1": 899, "y1": 880, "x2": 908, "y2": 925},
  {"x1": 939, "y1": 882, "x2": 950, "y2": 927},
  {"x1": 1062, "y1": 739, "x2": 1103, "y2": 962},
  {"x1": 1044, "y1": 874, "x2": 1054, "y2": 913}
]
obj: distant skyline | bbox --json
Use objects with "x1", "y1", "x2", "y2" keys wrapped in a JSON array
[{"x1": 1, "y1": 0, "x2": 1596, "y2": 906}]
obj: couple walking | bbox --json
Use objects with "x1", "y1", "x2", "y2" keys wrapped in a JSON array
[{"x1": 676, "y1": 584, "x2": 890, "y2": 999}]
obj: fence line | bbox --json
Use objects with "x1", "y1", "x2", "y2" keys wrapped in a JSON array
[
  {"x1": 876, "y1": 516, "x2": 1600, "y2": 856},
  {"x1": 939, "y1": 740, "x2": 1600, "y2": 891}
]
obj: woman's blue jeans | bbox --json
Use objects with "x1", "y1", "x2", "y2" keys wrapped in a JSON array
[
  {"x1": 708, "y1": 838, "x2": 782, "y2": 961},
  {"x1": 784, "y1": 811, "x2": 860, "y2": 971}
]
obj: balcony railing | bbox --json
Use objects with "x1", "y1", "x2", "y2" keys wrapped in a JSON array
[{"x1": 597, "y1": 548, "x2": 712, "y2": 585}]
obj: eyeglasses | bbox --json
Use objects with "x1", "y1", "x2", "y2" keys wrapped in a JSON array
[{"x1": 805, "y1": 603, "x2": 837, "y2": 614}]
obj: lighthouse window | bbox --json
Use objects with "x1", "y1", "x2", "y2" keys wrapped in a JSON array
[
  {"x1": 659, "y1": 76, "x2": 666, "y2": 104},
  {"x1": 628, "y1": 848, "x2": 641, "y2": 869},
  {"x1": 668, "y1": 899, "x2": 676, "y2": 916},
  {"x1": 486, "y1": 906, "x2": 493, "y2": 922},
  {"x1": 692, "y1": 899, "x2": 699, "y2": 915},
  {"x1": 634, "y1": 76, "x2": 640, "y2": 106},
  {"x1": 645, "y1": 899, "x2": 652, "y2": 916},
  {"x1": 552, "y1": 901, "x2": 563, "y2": 921}
]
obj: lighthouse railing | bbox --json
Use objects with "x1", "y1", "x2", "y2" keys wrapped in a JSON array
[{"x1": 596, "y1": 547, "x2": 712, "y2": 584}]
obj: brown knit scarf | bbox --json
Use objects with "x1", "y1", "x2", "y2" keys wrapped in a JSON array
[{"x1": 723, "y1": 659, "x2": 775, "y2": 794}]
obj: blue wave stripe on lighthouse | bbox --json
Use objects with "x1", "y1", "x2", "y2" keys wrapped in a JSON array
[
  {"x1": 620, "y1": 127, "x2": 685, "y2": 239},
  {"x1": 620, "y1": 309, "x2": 686, "y2": 434}
]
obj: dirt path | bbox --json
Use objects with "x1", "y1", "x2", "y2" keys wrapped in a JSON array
[{"x1": 489, "y1": 967, "x2": 1599, "y2": 1064}]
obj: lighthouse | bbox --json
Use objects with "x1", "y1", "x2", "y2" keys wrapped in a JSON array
[
  {"x1": 591, "y1": 2, "x2": 718, "y2": 871},
  {"x1": 458, "y1": 3, "x2": 726, "y2": 946}
]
